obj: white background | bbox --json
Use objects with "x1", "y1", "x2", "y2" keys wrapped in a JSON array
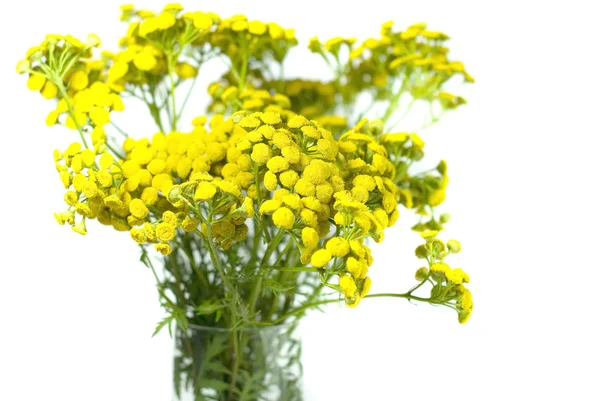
[{"x1": 2, "y1": 1, "x2": 599, "y2": 400}]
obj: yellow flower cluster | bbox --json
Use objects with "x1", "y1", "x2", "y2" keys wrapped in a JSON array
[
  {"x1": 210, "y1": 14, "x2": 297, "y2": 64},
  {"x1": 415, "y1": 232, "x2": 473, "y2": 323},
  {"x1": 17, "y1": 4, "x2": 474, "y2": 323},
  {"x1": 108, "y1": 4, "x2": 219, "y2": 90},
  {"x1": 310, "y1": 21, "x2": 473, "y2": 112},
  {"x1": 267, "y1": 79, "x2": 338, "y2": 119},
  {"x1": 17, "y1": 34, "x2": 123, "y2": 133},
  {"x1": 208, "y1": 83, "x2": 292, "y2": 116}
]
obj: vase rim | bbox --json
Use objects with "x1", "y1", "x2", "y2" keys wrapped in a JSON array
[{"x1": 187, "y1": 322, "x2": 294, "y2": 333}]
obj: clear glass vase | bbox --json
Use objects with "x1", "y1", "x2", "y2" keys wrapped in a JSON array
[{"x1": 173, "y1": 323, "x2": 303, "y2": 401}]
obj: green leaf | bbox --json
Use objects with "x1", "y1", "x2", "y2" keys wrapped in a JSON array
[
  {"x1": 199, "y1": 378, "x2": 229, "y2": 392},
  {"x1": 195, "y1": 300, "x2": 226, "y2": 315},
  {"x1": 152, "y1": 315, "x2": 174, "y2": 337},
  {"x1": 262, "y1": 277, "x2": 294, "y2": 296}
]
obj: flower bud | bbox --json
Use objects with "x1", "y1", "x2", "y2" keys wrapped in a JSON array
[
  {"x1": 414, "y1": 244, "x2": 429, "y2": 259},
  {"x1": 87, "y1": 33, "x2": 102, "y2": 47},
  {"x1": 167, "y1": 185, "x2": 183, "y2": 203},
  {"x1": 447, "y1": 239, "x2": 461, "y2": 253},
  {"x1": 415, "y1": 267, "x2": 429, "y2": 281},
  {"x1": 16, "y1": 60, "x2": 30, "y2": 74}
]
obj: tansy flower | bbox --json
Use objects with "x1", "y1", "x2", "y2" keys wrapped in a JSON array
[
  {"x1": 156, "y1": 223, "x2": 176, "y2": 241},
  {"x1": 272, "y1": 207, "x2": 295, "y2": 230},
  {"x1": 339, "y1": 275, "x2": 356, "y2": 297},
  {"x1": 301, "y1": 227, "x2": 319, "y2": 250},
  {"x1": 251, "y1": 143, "x2": 272, "y2": 164},
  {"x1": 155, "y1": 242, "x2": 172, "y2": 255},
  {"x1": 326, "y1": 237, "x2": 349, "y2": 258},
  {"x1": 129, "y1": 199, "x2": 149, "y2": 219},
  {"x1": 311, "y1": 249, "x2": 332, "y2": 268},
  {"x1": 195, "y1": 181, "x2": 217, "y2": 200},
  {"x1": 360, "y1": 277, "x2": 372, "y2": 297}
]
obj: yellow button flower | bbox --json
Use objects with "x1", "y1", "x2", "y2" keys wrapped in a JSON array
[
  {"x1": 339, "y1": 275, "x2": 356, "y2": 297},
  {"x1": 251, "y1": 143, "x2": 272, "y2": 164},
  {"x1": 155, "y1": 242, "x2": 173, "y2": 255},
  {"x1": 195, "y1": 181, "x2": 217, "y2": 201},
  {"x1": 70, "y1": 71, "x2": 89, "y2": 91},
  {"x1": 326, "y1": 237, "x2": 349, "y2": 258},
  {"x1": 129, "y1": 198, "x2": 149, "y2": 219},
  {"x1": 266, "y1": 156, "x2": 289, "y2": 173},
  {"x1": 260, "y1": 111, "x2": 281, "y2": 125},
  {"x1": 301, "y1": 227, "x2": 319, "y2": 250},
  {"x1": 279, "y1": 170, "x2": 299, "y2": 188},
  {"x1": 156, "y1": 222, "x2": 176, "y2": 241},
  {"x1": 311, "y1": 249, "x2": 332, "y2": 268},
  {"x1": 360, "y1": 277, "x2": 372, "y2": 297},
  {"x1": 259, "y1": 199, "x2": 282, "y2": 215},
  {"x1": 294, "y1": 178, "x2": 315, "y2": 197},
  {"x1": 272, "y1": 207, "x2": 295, "y2": 230},
  {"x1": 264, "y1": 171, "x2": 279, "y2": 191}
]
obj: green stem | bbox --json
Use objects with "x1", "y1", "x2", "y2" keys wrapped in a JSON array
[
  {"x1": 55, "y1": 81, "x2": 89, "y2": 148},
  {"x1": 264, "y1": 266, "x2": 320, "y2": 273},
  {"x1": 109, "y1": 121, "x2": 129, "y2": 138},
  {"x1": 166, "y1": 55, "x2": 178, "y2": 130},
  {"x1": 248, "y1": 229, "x2": 285, "y2": 319}
]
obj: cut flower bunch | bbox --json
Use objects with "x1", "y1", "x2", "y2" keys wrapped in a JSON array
[{"x1": 17, "y1": 4, "x2": 474, "y2": 400}]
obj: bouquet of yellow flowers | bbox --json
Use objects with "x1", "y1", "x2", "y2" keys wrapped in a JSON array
[{"x1": 16, "y1": 4, "x2": 473, "y2": 400}]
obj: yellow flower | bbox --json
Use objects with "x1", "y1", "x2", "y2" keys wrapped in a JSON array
[
  {"x1": 89, "y1": 107, "x2": 110, "y2": 126},
  {"x1": 360, "y1": 277, "x2": 372, "y2": 297},
  {"x1": 326, "y1": 237, "x2": 349, "y2": 258},
  {"x1": 216, "y1": 180, "x2": 241, "y2": 197},
  {"x1": 301, "y1": 227, "x2": 319, "y2": 250},
  {"x1": 181, "y1": 216, "x2": 200, "y2": 232},
  {"x1": 72, "y1": 219, "x2": 88, "y2": 235},
  {"x1": 428, "y1": 189, "x2": 446, "y2": 206},
  {"x1": 431, "y1": 262, "x2": 450, "y2": 274},
  {"x1": 130, "y1": 228, "x2": 147, "y2": 244},
  {"x1": 155, "y1": 242, "x2": 173, "y2": 255},
  {"x1": 300, "y1": 208, "x2": 318, "y2": 228},
  {"x1": 41, "y1": 81, "x2": 58, "y2": 99},
  {"x1": 27, "y1": 74, "x2": 46, "y2": 91},
  {"x1": 156, "y1": 222, "x2": 176, "y2": 241},
  {"x1": 264, "y1": 171, "x2": 279, "y2": 191},
  {"x1": 129, "y1": 198, "x2": 149, "y2": 219},
  {"x1": 352, "y1": 175, "x2": 376, "y2": 191},
  {"x1": 248, "y1": 20, "x2": 267, "y2": 35},
  {"x1": 311, "y1": 249, "x2": 332, "y2": 268},
  {"x1": 346, "y1": 257, "x2": 367, "y2": 279},
  {"x1": 303, "y1": 161, "x2": 330, "y2": 185},
  {"x1": 272, "y1": 207, "x2": 295, "y2": 230},
  {"x1": 251, "y1": 143, "x2": 272, "y2": 164},
  {"x1": 64, "y1": 191, "x2": 78, "y2": 206},
  {"x1": 141, "y1": 187, "x2": 159, "y2": 205},
  {"x1": 266, "y1": 156, "x2": 289, "y2": 173},
  {"x1": 316, "y1": 183, "x2": 334, "y2": 204},
  {"x1": 70, "y1": 71, "x2": 89, "y2": 91},
  {"x1": 259, "y1": 199, "x2": 282, "y2": 215},
  {"x1": 133, "y1": 49, "x2": 157, "y2": 71},
  {"x1": 175, "y1": 63, "x2": 198, "y2": 79},
  {"x1": 195, "y1": 181, "x2": 217, "y2": 200},
  {"x1": 339, "y1": 275, "x2": 356, "y2": 297},
  {"x1": 281, "y1": 146, "x2": 300, "y2": 164},
  {"x1": 279, "y1": 170, "x2": 299, "y2": 188},
  {"x1": 260, "y1": 111, "x2": 281, "y2": 125},
  {"x1": 96, "y1": 170, "x2": 112, "y2": 188},
  {"x1": 282, "y1": 193, "x2": 302, "y2": 210},
  {"x1": 294, "y1": 178, "x2": 315, "y2": 197}
]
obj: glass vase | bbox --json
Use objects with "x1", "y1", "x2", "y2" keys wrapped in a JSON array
[{"x1": 173, "y1": 323, "x2": 302, "y2": 401}]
